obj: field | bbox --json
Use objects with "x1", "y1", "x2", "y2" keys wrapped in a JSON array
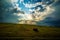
[{"x1": 0, "y1": 23, "x2": 60, "y2": 40}]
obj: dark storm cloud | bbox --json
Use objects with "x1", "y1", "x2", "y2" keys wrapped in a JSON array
[
  {"x1": 0, "y1": 0, "x2": 19, "y2": 23},
  {"x1": 37, "y1": 0, "x2": 60, "y2": 26}
]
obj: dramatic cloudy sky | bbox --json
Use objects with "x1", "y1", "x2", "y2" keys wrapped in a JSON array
[{"x1": 0, "y1": 0, "x2": 60, "y2": 26}]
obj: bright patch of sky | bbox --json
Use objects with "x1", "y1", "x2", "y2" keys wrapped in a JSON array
[
  {"x1": 10, "y1": 0, "x2": 55, "y2": 24},
  {"x1": 1, "y1": 0, "x2": 60, "y2": 26}
]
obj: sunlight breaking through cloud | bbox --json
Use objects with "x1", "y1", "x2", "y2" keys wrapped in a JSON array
[{"x1": 11, "y1": 0, "x2": 55, "y2": 24}]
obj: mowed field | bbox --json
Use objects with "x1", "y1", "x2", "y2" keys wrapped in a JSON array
[{"x1": 0, "y1": 23, "x2": 60, "y2": 39}]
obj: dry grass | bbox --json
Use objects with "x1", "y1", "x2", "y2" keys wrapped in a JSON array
[{"x1": 0, "y1": 23, "x2": 60, "y2": 39}]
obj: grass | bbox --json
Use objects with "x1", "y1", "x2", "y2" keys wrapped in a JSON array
[{"x1": 0, "y1": 23, "x2": 60, "y2": 39}]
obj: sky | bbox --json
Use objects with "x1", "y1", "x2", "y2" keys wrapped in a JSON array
[{"x1": 0, "y1": 0, "x2": 60, "y2": 26}]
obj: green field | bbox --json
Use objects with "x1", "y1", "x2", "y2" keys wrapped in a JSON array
[{"x1": 0, "y1": 23, "x2": 60, "y2": 39}]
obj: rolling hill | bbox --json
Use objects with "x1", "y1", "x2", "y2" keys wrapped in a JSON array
[{"x1": 0, "y1": 23, "x2": 60, "y2": 39}]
